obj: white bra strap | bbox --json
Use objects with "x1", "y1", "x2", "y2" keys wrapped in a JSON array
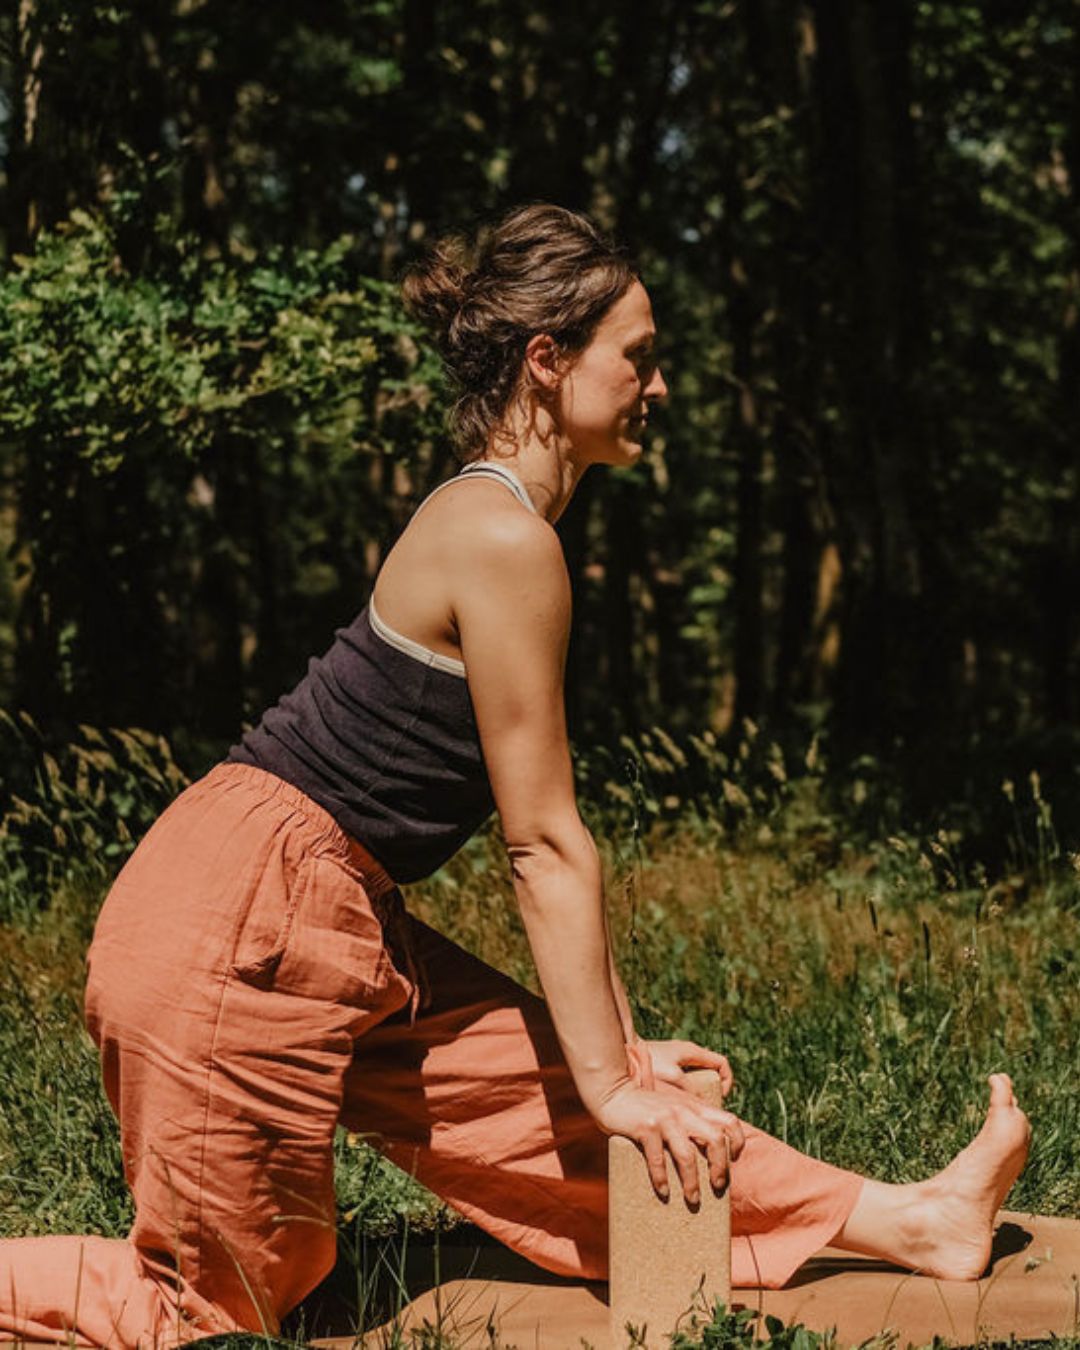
[
  {"x1": 413, "y1": 460, "x2": 538, "y2": 519},
  {"x1": 456, "y1": 460, "x2": 537, "y2": 513},
  {"x1": 368, "y1": 594, "x2": 466, "y2": 678}
]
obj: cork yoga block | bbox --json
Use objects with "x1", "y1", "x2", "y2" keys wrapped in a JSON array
[{"x1": 608, "y1": 1067, "x2": 732, "y2": 1347}]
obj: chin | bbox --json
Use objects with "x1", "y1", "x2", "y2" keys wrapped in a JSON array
[
  {"x1": 592, "y1": 447, "x2": 642, "y2": 470},
  {"x1": 578, "y1": 434, "x2": 645, "y2": 469},
  {"x1": 618, "y1": 438, "x2": 646, "y2": 464}
]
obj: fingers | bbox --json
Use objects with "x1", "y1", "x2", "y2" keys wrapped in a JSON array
[
  {"x1": 685, "y1": 1108, "x2": 744, "y2": 1190},
  {"x1": 722, "y1": 1111, "x2": 745, "y2": 1158},
  {"x1": 702, "y1": 1134, "x2": 729, "y2": 1191},
  {"x1": 663, "y1": 1125, "x2": 703, "y2": 1205},
  {"x1": 689, "y1": 1106, "x2": 744, "y2": 1158},
  {"x1": 609, "y1": 1085, "x2": 743, "y2": 1205},
  {"x1": 635, "y1": 1106, "x2": 700, "y2": 1204},
  {"x1": 683, "y1": 1042, "x2": 734, "y2": 1096},
  {"x1": 712, "y1": 1054, "x2": 734, "y2": 1096},
  {"x1": 655, "y1": 1040, "x2": 735, "y2": 1096},
  {"x1": 654, "y1": 1084, "x2": 743, "y2": 1152},
  {"x1": 641, "y1": 1130, "x2": 671, "y2": 1200},
  {"x1": 658, "y1": 1103, "x2": 744, "y2": 1203},
  {"x1": 677, "y1": 1040, "x2": 733, "y2": 1078}
]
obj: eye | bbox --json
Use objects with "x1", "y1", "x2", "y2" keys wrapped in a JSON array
[{"x1": 628, "y1": 344, "x2": 656, "y2": 375}]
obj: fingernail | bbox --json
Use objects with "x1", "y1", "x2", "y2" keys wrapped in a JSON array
[{"x1": 658, "y1": 1185, "x2": 669, "y2": 1199}]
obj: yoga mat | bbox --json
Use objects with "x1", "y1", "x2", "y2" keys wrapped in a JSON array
[
  {"x1": 3, "y1": 1211, "x2": 1076, "y2": 1347},
  {"x1": 321, "y1": 1211, "x2": 1080, "y2": 1349}
]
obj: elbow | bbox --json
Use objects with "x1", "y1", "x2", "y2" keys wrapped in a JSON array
[{"x1": 506, "y1": 820, "x2": 599, "y2": 889}]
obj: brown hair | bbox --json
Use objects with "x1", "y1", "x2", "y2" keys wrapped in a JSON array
[{"x1": 401, "y1": 203, "x2": 636, "y2": 461}]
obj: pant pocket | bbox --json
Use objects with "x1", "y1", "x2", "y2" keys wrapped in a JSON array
[
  {"x1": 229, "y1": 847, "x2": 406, "y2": 1025},
  {"x1": 270, "y1": 852, "x2": 399, "y2": 1012},
  {"x1": 228, "y1": 847, "x2": 311, "y2": 986}
]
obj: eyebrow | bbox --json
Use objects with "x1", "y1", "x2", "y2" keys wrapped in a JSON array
[{"x1": 626, "y1": 330, "x2": 656, "y2": 348}]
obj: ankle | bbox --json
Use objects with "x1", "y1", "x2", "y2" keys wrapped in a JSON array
[{"x1": 835, "y1": 1179, "x2": 926, "y2": 1266}]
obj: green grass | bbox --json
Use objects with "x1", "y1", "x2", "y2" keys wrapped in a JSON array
[{"x1": 1, "y1": 749, "x2": 1079, "y2": 1347}]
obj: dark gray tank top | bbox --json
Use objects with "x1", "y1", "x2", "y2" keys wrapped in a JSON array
[{"x1": 227, "y1": 461, "x2": 536, "y2": 883}]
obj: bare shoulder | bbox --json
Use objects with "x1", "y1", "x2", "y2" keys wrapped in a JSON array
[
  {"x1": 424, "y1": 478, "x2": 565, "y2": 583},
  {"x1": 375, "y1": 475, "x2": 567, "y2": 662}
]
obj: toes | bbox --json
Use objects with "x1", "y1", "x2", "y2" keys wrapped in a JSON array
[{"x1": 987, "y1": 1072, "x2": 1014, "y2": 1107}]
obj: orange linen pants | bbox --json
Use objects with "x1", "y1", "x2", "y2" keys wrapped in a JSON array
[{"x1": 0, "y1": 763, "x2": 863, "y2": 1347}]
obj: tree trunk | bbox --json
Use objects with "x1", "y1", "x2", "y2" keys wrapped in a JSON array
[
  {"x1": 8, "y1": 0, "x2": 46, "y2": 252},
  {"x1": 177, "y1": 30, "x2": 233, "y2": 250},
  {"x1": 810, "y1": 0, "x2": 930, "y2": 748},
  {"x1": 716, "y1": 108, "x2": 764, "y2": 725},
  {"x1": 747, "y1": 1, "x2": 833, "y2": 714},
  {"x1": 1044, "y1": 10, "x2": 1080, "y2": 725},
  {"x1": 394, "y1": 0, "x2": 440, "y2": 267}
]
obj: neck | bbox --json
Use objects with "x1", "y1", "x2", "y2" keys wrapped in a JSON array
[{"x1": 477, "y1": 412, "x2": 587, "y2": 524}]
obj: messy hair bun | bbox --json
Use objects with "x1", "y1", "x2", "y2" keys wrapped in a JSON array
[
  {"x1": 400, "y1": 235, "x2": 471, "y2": 343},
  {"x1": 402, "y1": 203, "x2": 636, "y2": 461}
]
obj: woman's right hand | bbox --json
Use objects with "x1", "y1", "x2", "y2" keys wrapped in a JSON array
[{"x1": 594, "y1": 1079, "x2": 746, "y2": 1203}]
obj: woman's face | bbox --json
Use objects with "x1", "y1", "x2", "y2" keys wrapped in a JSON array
[{"x1": 556, "y1": 280, "x2": 668, "y2": 467}]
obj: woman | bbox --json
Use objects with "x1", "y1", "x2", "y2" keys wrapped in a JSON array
[{"x1": 0, "y1": 204, "x2": 1029, "y2": 1347}]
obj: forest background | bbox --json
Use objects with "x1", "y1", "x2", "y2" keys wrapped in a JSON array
[
  {"x1": 2, "y1": 6, "x2": 1080, "y2": 1335},
  {"x1": 0, "y1": 0, "x2": 1078, "y2": 855}
]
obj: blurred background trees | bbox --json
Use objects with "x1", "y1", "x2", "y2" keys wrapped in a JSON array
[{"x1": 0, "y1": 0, "x2": 1077, "y2": 819}]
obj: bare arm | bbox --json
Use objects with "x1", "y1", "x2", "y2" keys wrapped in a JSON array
[
  {"x1": 457, "y1": 512, "x2": 626, "y2": 1111},
  {"x1": 455, "y1": 508, "x2": 741, "y2": 1199}
]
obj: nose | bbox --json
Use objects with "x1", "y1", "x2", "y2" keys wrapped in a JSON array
[{"x1": 645, "y1": 364, "x2": 668, "y2": 402}]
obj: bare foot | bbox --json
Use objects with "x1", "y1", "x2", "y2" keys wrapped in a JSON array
[
  {"x1": 911, "y1": 1073, "x2": 1031, "y2": 1278},
  {"x1": 836, "y1": 1074, "x2": 1031, "y2": 1279}
]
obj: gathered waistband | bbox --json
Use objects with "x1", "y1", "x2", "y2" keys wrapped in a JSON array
[
  {"x1": 201, "y1": 761, "x2": 426, "y2": 1017},
  {"x1": 204, "y1": 761, "x2": 398, "y2": 900}
]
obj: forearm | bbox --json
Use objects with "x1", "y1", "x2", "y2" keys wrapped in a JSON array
[
  {"x1": 604, "y1": 913, "x2": 638, "y2": 1044},
  {"x1": 509, "y1": 826, "x2": 631, "y2": 1117}
]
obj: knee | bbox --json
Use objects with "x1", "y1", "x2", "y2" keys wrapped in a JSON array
[{"x1": 267, "y1": 1221, "x2": 340, "y2": 1327}]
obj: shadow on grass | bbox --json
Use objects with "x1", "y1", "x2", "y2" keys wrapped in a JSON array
[{"x1": 276, "y1": 1222, "x2": 597, "y2": 1344}]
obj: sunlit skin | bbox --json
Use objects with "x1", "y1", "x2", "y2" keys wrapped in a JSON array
[
  {"x1": 544, "y1": 278, "x2": 668, "y2": 474},
  {"x1": 372, "y1": 279, "x2": 1030, "y2": 1272}
]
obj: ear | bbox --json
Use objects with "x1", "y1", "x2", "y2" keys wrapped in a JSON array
[{"x1": 523, "y1": 333, "x2": 563, "y2": 392}]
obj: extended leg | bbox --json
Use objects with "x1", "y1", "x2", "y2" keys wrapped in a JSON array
[{"x1": 341, "y1": 918, "x2": 864, "y2": 1289}]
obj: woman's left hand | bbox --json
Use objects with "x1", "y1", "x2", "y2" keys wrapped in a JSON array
[{"x1": 641, "y1": 1039, "x2": 734, "y2": 1098}]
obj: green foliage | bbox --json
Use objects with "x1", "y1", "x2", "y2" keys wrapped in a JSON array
[
  {"x1": 0, "y1": 211, "x2": 434, "y2": 473},
  {"x1": 0, "y1": 210, "x2": 444, "y2": 731},
  {"x1": 334, "y1": 1130, "x2": 450, "y2": 1237},
  {"x1": 3, "y1": 774, "x2": 1079, "y2": 1340},
  {"x1": 3, "y1": 2, "x2": 1080, "y2": 768},
  {"x1": 0, "y1": 954, "x2": 131, "y2": 1238},
  {"x1": 2, "y1": 747, "x2": 1079, "y2": 1340},
  {"x1": 666, "y1": 1303, "x2": 838, "y2": 1350},
  {"x1": 576, "y1": 720, "x2": 816, "y2": 846},
  {"x1": 0, "y1": 708, "x2": 188, "y2": 923}
]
